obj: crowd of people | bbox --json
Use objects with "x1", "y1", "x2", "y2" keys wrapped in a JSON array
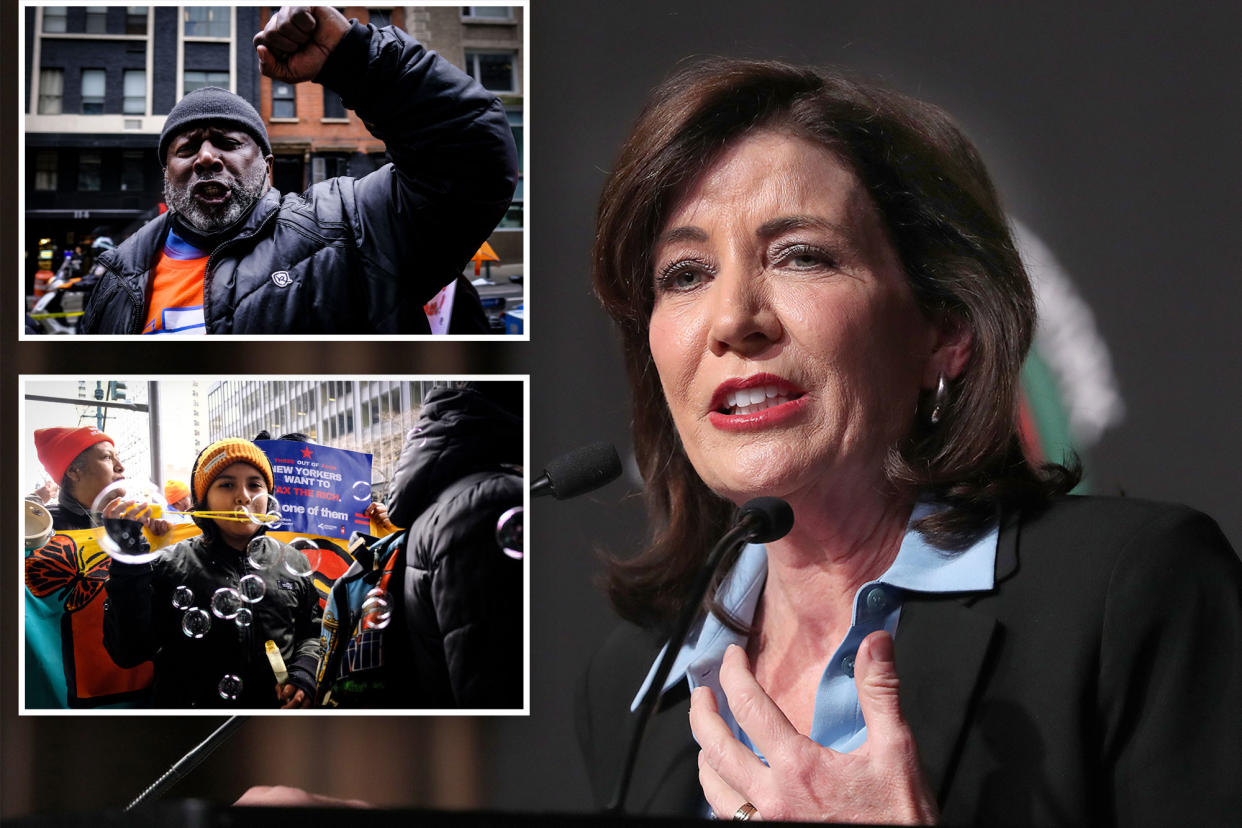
[{"x1": 24, "y1": 383, "x2": 524, "y2": 711}]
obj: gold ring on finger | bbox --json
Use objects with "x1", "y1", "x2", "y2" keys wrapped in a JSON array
[{"x1": 733, "y1": 802, "x2": 758, "y2": 821}]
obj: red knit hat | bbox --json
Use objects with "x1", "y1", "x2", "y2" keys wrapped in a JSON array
[{"x1": 34, "y1": 427, "x2": 114, "y2": 484}]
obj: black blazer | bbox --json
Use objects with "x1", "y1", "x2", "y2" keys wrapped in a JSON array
[{"x1": 576, "y1": 497, "x2": 1242, "y2": 826}]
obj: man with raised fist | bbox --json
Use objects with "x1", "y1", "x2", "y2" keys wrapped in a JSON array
[{"x1": 81, "y1": 6, "x2": 517, "y2": 335}]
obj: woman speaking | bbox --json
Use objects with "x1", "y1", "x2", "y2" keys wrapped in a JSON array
[{"x1": 576, "y1": 59, "x2": 1242, "y2": 825}]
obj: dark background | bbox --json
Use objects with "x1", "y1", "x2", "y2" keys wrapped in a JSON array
[{"x1": 3, "y1": 0, "x2": 1239, "y2": 819}]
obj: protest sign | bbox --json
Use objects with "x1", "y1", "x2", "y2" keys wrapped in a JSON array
[{"x1": 255, "y1": 441, "x2": 373, "y2": 539}]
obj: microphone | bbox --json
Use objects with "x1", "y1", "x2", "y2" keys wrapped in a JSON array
[
  {"x1": 125, "y1": 715, "x2": 249, "y2": 812},
  {"x1": 734, "y1": 496, "x2": 794, "y2": 544},
  {"x1": 531, "y1": 441, "x2": 622, "y2": 499},
  {"x1": 606, "y1": 497, "x2": 794, "y2": 814}
]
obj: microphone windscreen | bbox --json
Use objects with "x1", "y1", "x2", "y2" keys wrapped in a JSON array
[
  {"x1": 544, "y1": 441, "x2": 623, "y2": 500},
  {"x1": 739, "y1": 497, "x2": 794, "y2": 543}
]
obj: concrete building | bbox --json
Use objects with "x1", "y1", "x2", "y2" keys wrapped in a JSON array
[
  {"x1": 205, "y1": 379, "x2": 442, "y2": 501},
  {"x1": 406, "y1": 6, "x2": 525, "y2": 264}
]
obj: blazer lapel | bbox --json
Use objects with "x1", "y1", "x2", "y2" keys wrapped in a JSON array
[
  {"x1": 894, "y1": 514, "x2": 1017, "y2": 801},
  {"x1": 623, "y1": 680, "x2": 702, "y2": 815},
  {"x1": 895, "y1": 597, "x2": 996, "y2": 800}
]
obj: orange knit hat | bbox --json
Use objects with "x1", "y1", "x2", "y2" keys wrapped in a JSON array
[
  {"x1": 191, "y1": 438, "x2": 274, "y2": 503},
  {"x1": 163, "y1": 479, "x2": 191, "y2": 505},
  {"x1": 34, "y1": 426, "x2": 114, "y2": 483}
]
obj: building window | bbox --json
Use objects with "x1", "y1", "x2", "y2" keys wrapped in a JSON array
[
  {"x1": 183, "y1": 70, "x2": 229, "y2": 95},
  {"x1": 367, "y1": 9, "x2": 390, "y2": 27},
  {"x1": 37, "y1": 69, "x2": 64, "y2": 114},
  {"x1": 42, "y1": 7, "x2": 67, "y2": 32},
  {"x1": 85, "y1": 7, "x2": 108, "y2": 33},
  {"x1": 465, "y1": 51, "x2": 517, "y2": 93},
  {"x1": 123, "y1": 70, "x2": 145, "y2": 115},
  {"x1": 78, "y1": 152, "x2": 102, "y2": 191},
  {"x1": 81, "y1": 69, "x2": 106, "y2": 115},
  {"x1": 184, "y1": 7, "x2": 230, "y2": 38},
  {"x1": 462, "y1": 7, "x2": 514, "y2": 20},
  {"x1": 36, "y1": 151, "x2": 57, "y2": 191},
  {"x1": 311, "y1": 154, "x2": 348, "y2": 184},
  {"x1": 126, "y1": 7, "x2": 148, "y2": 35},
  {"x1": 500, "y1": 109, "x2": 523, "y2": 228},
  {"x1": 272, "y1": 81, "x2": 296, "y2": 118},
  {"x1": 322, "y1": 88, "x2": 346, "y2": 119},
  {"x1": 121, "y1": 151, "x2": 144, "y2": 191}
]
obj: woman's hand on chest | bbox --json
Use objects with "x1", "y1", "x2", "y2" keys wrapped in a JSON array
[{"x1": 690, "y1": 634, "x2": 938, "y2": 824}]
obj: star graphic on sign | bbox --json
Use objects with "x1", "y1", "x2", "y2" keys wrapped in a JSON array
[{"x1": 301, "y1": 446, "x2": 313, "y2": 459}]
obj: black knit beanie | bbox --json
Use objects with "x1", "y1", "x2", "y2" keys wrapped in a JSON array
[{"x1": 158, "y1": 86, "x2": 272, "y2": 166}]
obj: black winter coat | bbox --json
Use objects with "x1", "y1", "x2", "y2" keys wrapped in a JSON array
[
  {"x1": 323, "y1": 386, "x2": 523, "y2": 707},
  {"x1": 81, "y1": 23, "x2": 517, "y2": 334},
  {"x1": 104, "y1": 534, "x2": 322, "y2": 708},
  {"x1": 46, "y1": 491, "x2": 99, "y2": 532}
]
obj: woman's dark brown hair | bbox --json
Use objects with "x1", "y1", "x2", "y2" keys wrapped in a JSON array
[{"x1": 592, "y1": 59, "x2": 1078, "y2": 632}]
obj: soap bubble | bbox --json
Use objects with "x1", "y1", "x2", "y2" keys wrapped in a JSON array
[
  {"x1": 246, "y1": 536, "x2": 281, "y2": 570},
  {"x1": 92, "y1": 479, "x2": 168, "y2": 565},
  {"x1": 211, "y1": 587, "x2": 242, "y2": 619},
  {"x1": 238, "y1": 574, "x2": 266, "y2": 603},
  {"x1": 496, "y1": 506, "x2": 523, "y2": 560},
  {"x1": 181, "y1": 608, "x2": 211, "y2": 638},
  {"x1": 246, "y1": 494, "x2": 284, "y2": 529},
  {"x1": 352, "y1": 480, "x2": 372, "y2": 502},
  {"x1": 360, "y1": 588, "x2": 392, "y2": 630},
  {"x1": 217, "y1": 674, "x2": 243, "y2": 701},
  {"x1": 234, "y1": 607, "x2": 253, "y2": 628},
  {"x1": 171, "y1": 585, "x2": 195, "y2": 610},
  {"x1": 282, "y1": 543, "x2": 319, "y2": 578}
]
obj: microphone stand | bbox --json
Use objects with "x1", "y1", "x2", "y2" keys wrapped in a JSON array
[
  {"x1": 604, "y1": 512, "x2": 769, "y2": 814},
  {"x1": 125, "y1": 715, "x2": 250, "y2": 812}
]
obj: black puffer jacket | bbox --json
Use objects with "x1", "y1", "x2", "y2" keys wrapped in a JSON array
[
  {"x1": 104, "y1": 534, "x2": 322, "y2": 708},
  {"x1": 324, "y1": 386, "x2": 523, "y2": 707},
  {"x1": 81, "y1": 23, "x2": 517, "y2": 334},
  {"x1": 45, "y1": 490, "x2": 100, "y2": 531}
]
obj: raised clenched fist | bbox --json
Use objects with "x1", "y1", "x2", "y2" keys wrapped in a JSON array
[{"x1": 253, "y1": 6, "x2": 351, "y2": 85}]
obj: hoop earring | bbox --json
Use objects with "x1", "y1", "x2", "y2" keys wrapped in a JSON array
[{"x1": 929, "y1": 374, "x2": 948, "y2": 425}]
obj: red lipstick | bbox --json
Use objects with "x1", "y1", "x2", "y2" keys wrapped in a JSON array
[{"x1": 708, "y1": 373, "x2": 807, "y2": 432}]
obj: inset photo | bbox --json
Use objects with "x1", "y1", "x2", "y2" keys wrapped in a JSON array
[
  {"x1": 21, "y1": 376, "x2": 528, "y2": 713},
  {"x1": 21, "y1": 4, "x2": 526, "y2": 338}
]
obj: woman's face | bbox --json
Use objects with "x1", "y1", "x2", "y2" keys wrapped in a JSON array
[
  {"x1": 205, "y1": 461, "x2": 268, "y2": 548},
  {"x1": 648, "y1": 130, "x2": 947, "y2": 506}
]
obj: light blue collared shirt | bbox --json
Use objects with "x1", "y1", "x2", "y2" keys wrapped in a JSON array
[{"x1": 631, "y1": 501, "x2": 998, "y2": 755}]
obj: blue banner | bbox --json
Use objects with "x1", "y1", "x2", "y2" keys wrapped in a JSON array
[{"x1": 255, "y1": 441, "x2": 373, "y2": 539}]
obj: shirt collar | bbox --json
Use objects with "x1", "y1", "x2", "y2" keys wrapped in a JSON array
[{"x1": 630, "y1": 501, "x2": 998, "y2": 710}]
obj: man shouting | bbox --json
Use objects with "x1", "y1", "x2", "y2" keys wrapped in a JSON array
[{"x1": 80, "y1": 6, "x2": 517, "y2": 335}]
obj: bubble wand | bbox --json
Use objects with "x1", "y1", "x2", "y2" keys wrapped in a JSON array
[{"x1": 111, "y1": 504, "x2": 281, "y2": 524}]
